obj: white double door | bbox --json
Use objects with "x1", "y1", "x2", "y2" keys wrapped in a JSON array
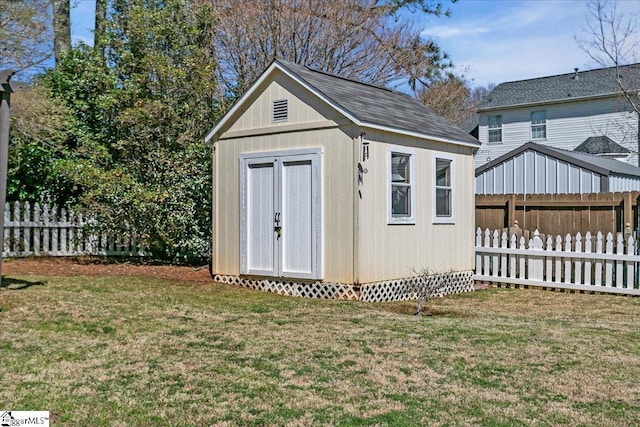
[{"x1": 240, "y1": 149, "x2": 321, "y2": 279}]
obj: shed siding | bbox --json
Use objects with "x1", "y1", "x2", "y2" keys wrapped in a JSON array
[
  {"x1": 226, "y1": 72, "x2": 342, "y2": 134},
  {"x1": 609, "y1": 174, "x2": 640, "y2": 192},
  {"x1": 476, "y1": 96, "x2": 638, "y2": 168},
  {"x1": 356, "y1": 130, "x2": 475, "y2": 283},
  {"x1": 475, "y1": 149, "x2": 604, "y2": 195},
  {"x1": 213, "y1": 127, "x2": 355, "y2": 283}
]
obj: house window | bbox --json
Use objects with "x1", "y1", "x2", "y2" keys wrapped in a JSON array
[
  {"x1": 531, "y1": 111, "x2": 546, "y2": 139},
  {"x1": 433, "y1": 155, "x2": 455, "y2": 224},
  {"x1": 271, "y1": 99, "x2": 288, "y2": 122},
  {"x1": 388, "y1": 147, "x2": 416, "y2": 224},
  {"x1": 488, "y1": 115, "x2": 502, "y2": 143}
]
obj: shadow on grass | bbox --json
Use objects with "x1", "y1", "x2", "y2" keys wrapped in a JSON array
[
  {"x1": 378, "y1": 301, "x2": 470, "y2": 317},
  {"x1": 1, "y1": 277, "x2": 46, "y2": 290}
]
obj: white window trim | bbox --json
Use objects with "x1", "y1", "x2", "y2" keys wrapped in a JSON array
[
  {"x1": 433, "y1": 153, "x2": 455, "y2": 224},
  {"x1": 487, "y1": 114, "x2": 502, "y2": 144},
  {"x1": 530, "y1": 110, "x2": 547, "y2": 140},
  {"x1": 387, "y1": 146, "x2": 416, "y2": 225}
]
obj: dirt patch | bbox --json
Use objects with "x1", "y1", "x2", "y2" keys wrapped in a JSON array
[{"x1": 2, "y1": 257, "x2": 213, "y2": 283}]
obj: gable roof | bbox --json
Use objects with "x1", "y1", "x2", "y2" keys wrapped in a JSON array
[
  {"x1": 476, "y1": 142, "x2": 640, "y2": 178},
  {"x1": 206, "y1": 59, "x2": 479, "y2": 147},
  {"x1": 478, "y1": 63, "x2": 640, "y2": 111},
  {"x1": 574, "y1": 136, "x2": 630, "y2": 155}
]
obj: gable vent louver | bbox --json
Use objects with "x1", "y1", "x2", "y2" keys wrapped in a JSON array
[{"x1": 271, "y1": 99, "x2": 289, "y2": 123}]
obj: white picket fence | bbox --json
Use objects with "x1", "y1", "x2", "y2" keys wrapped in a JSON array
[
  {"x1": 475, "y1": 228, "x2": 640, "y2": 296},
  {"x1": 3, "y1": 201, "x2": 143, "y2": 257}
]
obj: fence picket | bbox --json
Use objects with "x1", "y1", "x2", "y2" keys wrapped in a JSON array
[
  {"x1": 555, "y1": 235, "x2": 562, "y2": 284},
  {"x1": 492, "y1": 230, "x2": 499, "y2": 277},
  {"x1": 42, "y1": 204, "x2": 50, "y2": 255},
  {"x1": 605, "y1": 233, "x2": 613, "y2": 287},
  {"x1": 475, "y1": 228, "x2": 482, "y2": 276},
  {"x1": 475, "y1": 228, "x2": 640, "y2": 296},
  {"x1": 616, "y1": 233, "x2": 624, "y2": 288},
  {"x1": 33, "y1": 203, "x2": 41, "y2": 256},
  {"x1": 564, "y1": 234, "x2": 572, "y2": 285},
  {"x1": 627, "y1": 236, "x2": 635, "y2": 289},
  {"x1": 575, "y1": 233, "x2": 582, "y2": 285},
  {"x1": 23, "y1": 201, "x2": 30, "y2": 254},
  {"x1": 595, "y1": 232, "x2": 603, "y2": 287},
  {"x1": 12, "y1": 202, "x2": 19, "y2": 254},
  {"x1": 584, "y1": 232, "x2": 592, "y2": 285}
]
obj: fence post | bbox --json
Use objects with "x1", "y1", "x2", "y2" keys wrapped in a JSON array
[
  {"x1": 518, "y1": 236, "x2": 526, "y2": 278},
  {"x1": 529, "y1": 229, "x2": 543, "y2": 280}
]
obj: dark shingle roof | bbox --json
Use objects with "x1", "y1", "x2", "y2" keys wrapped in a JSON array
[
  {"x1": 476, "y1": 142, "x2": 640, "y2": 178},
  {"x1": 574, "y1": 136, "x2": 630, "y2": 155},
  {"x1": 276, "y1": 59, "x2": 479, "y2": 146},
  {"x1": 479, "y1": 64, "x2": 640, "y2": 111}
]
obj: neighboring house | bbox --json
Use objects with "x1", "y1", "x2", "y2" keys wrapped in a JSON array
[
  {"x1": 476, "y1": 142, "x2": 640, "y2": 195},
  {"x1": 476, "y1": 64, "x2": 640, "y2": 169},
  {"x1": 205, "y1": 59, "x2": 480, "y2": 302}
]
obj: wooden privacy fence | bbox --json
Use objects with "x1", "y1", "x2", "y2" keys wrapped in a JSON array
[
  {"x1": 3, "y1": 201, "x2": 142, "y2": 257},
  {"x1": 476, "y1": 192, "x2": 640, "y2": 237},
  {"x1": 475, "y1": 228, "x2": 640, "y2": 296}
]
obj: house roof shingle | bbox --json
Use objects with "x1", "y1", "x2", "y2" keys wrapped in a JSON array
[
  {"x1": 574, "y1": 136, "x2": 630, "y2": 155},
  {"x1": 276, "y1": 60, "x2": 480, "y2": 146},
  {"x1": 479, "y1": 63, "x2": 640, "y2": 111}
]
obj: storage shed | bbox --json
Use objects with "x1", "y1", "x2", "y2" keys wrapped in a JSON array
[
  {"x1": 206, "y1": 60, "x2": 480, "y2": 301},
  {"x1": 476, "y1": 142, "x2": 640, "y2": 195}
]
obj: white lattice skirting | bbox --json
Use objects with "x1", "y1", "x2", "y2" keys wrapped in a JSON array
[{"x1": 212, "y1": 271, "x2": 474, "y2": 302}]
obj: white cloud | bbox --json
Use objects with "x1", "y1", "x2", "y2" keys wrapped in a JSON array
[{"x1": 421, "y1": 25, "x2": 489, "y2": 39}]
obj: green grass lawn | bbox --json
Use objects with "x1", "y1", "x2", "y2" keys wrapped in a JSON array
[{"x1": 1, "y1": 272, "x2": 639, "y2": 426}]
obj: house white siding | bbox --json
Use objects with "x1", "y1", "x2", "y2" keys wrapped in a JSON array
[
  {"x1": 476, "y1": 149, "x2": 603, "y2": 195},
  {"x1": 476, "y1": 96, "x2": 638, "y2": 168}
]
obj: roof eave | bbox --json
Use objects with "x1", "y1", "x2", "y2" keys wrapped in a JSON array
[
  {"x1": 361, "y1": 123, "x2": 480, "y2": 148},
  {"x1": 475, "y1": 142, "x2": 611, "y2": 176},
  {"x1": 477, "y1": 92, "x2": 625, "y2": 113}
]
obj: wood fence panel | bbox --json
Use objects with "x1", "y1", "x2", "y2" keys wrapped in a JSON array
[{"x1": 476, "y1": 191, "x2": 640, "y2": 238}]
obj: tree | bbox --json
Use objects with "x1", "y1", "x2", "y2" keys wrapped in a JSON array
[
  {"x1": 212, "y1": 0, "x2": 455, "y2": 97},
  {"x1": 53, "y1": 0, "x2": 71, "y2": 64},
  {"x1": 418, "y1": 72, "x2": 494, "y2": 131},
  {"x1": 575, "y1": 0, "x2": 640, "y2": 165},
  {"x1": 0, "y1": 0, "x2": 53, "y2": 73},
  {"x1": 95, "y1": 0, "x2": 107, "y2": 54},
  {"x1": 39, "y1": 0, "x2": 220, "y2": 262}
]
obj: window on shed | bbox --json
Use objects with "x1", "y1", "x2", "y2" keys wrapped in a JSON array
[
  {"x1": 271, "y1": 99, "x2": 288, "y2": 122},
  {"x1": 388, "y1": 147, "x2": 415, "y2": 224},
  {"x1": 531, "y1": 111, "x2": 546, "y2": 139},
  {"x1": 433, "y1": 155, "x2": 455, "y2": 224},
  {"x1": 488, "y1": 115, "x2": 502, "y2": 143}
]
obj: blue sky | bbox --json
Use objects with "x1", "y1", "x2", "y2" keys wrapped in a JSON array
[{"x1": 70, "y1": 0, "x2": 638, "y2": 88}]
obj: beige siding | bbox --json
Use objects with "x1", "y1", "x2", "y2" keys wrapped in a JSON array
[
  {"x1": 356, "y1": 130, "x2": 475, "y2": 283},
  {"x1": 213, "y1": 127, "x2": 356, "y2": 283},
  {"x1": 226, "y1": 72, "x2": 342, "y2": 134}
]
